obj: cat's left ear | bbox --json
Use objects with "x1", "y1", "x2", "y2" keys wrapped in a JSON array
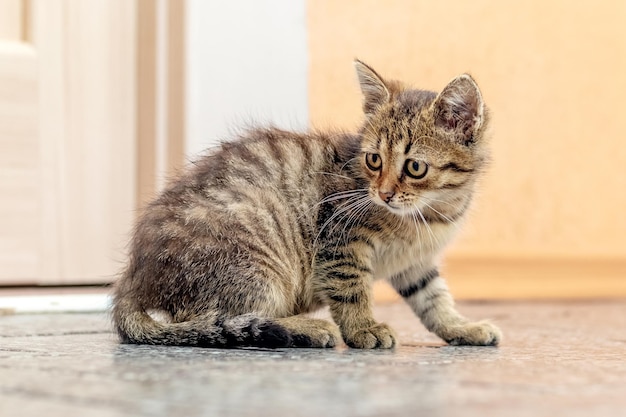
[
  {"x1": 354, "y1": 59, "x2": 390, "y2": 117},
  {"x1": 433, "y1": 74, "x2": 485, "y2": 146}
]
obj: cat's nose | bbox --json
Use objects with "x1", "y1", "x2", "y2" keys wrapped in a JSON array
[{"x1": 378, "y1": 190, "x2": 395, "y2": 203}]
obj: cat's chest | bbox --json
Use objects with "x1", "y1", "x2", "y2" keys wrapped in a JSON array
[{"x1": 372, "y1": 222, "x2": 457, "y2": 280}]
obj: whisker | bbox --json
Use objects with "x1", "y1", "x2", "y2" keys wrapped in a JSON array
[
  {"x1": 411, "y1": 211, "x2": 422, "y2": 246},
  {"x1": 332, "y1": 197, "x2": 372, "y2": 256},
  {"x1": 339, "y1": 157, "x2": 359, "y2": 174},
  {"x1": 312, "y1": 195, "x2": 370, "y2": 251},
  {"x1": 420, "y1": 195, "x2": 461, "y2": 209},
  {"x1": 314, "y1": 199, "x2": 368, "y2": 262},
  {"x1": 312, "y1": 171, "x2": 352, "y2": 180},
  {"x1": 306, "y1": 189, "x2": 368, "y2": 213},
  {"x1": 415, "y1": 207, "x2": 438, "y2": 250},
  {"x1": 421, "y1": 201, "x2": 461, "y2": 229},
  {"x1": 364, "y1": 118, "x2": 378, "y2": 137}
]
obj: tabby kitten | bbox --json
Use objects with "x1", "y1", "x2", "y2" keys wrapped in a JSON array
[{"x1": 112, "y1": 60, "x2": 501, "y2": 349}]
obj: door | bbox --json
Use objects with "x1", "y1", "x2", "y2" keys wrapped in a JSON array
[
  {"x1": 0, "y1": 0, "x2": 137, "y2": 285},
  {"x1": 0, "y1": 0, "x2": 40, "y2": 283}
]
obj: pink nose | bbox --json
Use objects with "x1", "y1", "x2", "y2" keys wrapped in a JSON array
[{"x1": 378, "y1": 190, "x2": 395, "y2": 203}]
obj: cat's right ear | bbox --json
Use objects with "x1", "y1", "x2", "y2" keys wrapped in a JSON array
[
  {"x1": 354, "y1": 59, "x2": 390, "y2": 116},
  {"x1": 432, "y1": 74, "x2": 485, "y2": 146}
]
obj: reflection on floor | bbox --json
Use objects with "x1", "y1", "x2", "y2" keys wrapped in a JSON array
[{"x1": 1, "y1": 300, "x2": 625, "y2": 417}]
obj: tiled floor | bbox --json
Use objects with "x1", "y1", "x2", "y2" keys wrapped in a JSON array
[{"x1": 1, "y1": 300, "x2": 625, "y2": 417}]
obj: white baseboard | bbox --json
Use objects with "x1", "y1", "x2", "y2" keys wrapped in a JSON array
[{"x1": 0, "y1": 293, "x2": 111, "y2": 314}]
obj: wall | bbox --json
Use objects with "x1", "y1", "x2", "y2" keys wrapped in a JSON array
[
  {"x1": 308, "y1": 0, "x2": 626, "y2": 298},
  {"x1": 165, "y1": 1, "x2": 626, "y2": 298},
  {"x1": 185, "y1": 0, "x2": 309, "y2": 157}
]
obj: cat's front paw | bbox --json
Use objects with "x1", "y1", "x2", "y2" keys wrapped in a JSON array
[
  {"x1": 344, "y1": 322, "x2": 397, "y2": 349},
  {"x1": 443, "y1": 321, "x2": 502, "y2": 346}
]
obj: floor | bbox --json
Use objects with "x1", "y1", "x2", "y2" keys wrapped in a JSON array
[{"x1": 1, "y1": 300, "x2": 625, "y2": 417}]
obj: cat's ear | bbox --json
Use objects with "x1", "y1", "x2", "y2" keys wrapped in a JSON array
[
  {"x1": 433, "y1": 74, "x2": 485, "y2": 146},
  {"x1": 354, "y1": 59, "x2": 390, "y2": 116}
]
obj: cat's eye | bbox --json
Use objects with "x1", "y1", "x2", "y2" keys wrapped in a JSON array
[
  {"x1": 404, "y1": 159, "x2": 428, "y2": 179},
  {"x1": 365, "y1": 153, "x2": 382, "y2": 171}
]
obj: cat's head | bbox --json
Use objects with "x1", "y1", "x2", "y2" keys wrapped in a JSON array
[{"x1": 354, "y1": 60, "x2": 490, "y2": 217}]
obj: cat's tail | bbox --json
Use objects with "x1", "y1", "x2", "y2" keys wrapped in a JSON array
[{"x1": 111, "y1": 297, "x2": 292, "y2": 348}]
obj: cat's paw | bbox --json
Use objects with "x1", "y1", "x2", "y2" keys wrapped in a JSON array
[
  {"x1": 443, "y1": 321, "x2": 502, "y2": 346},
  {"x1": 344, "y1": 322, "x2": 397, "y2": 349},
  {"x1": 289, "y1": 319, "x2": 342, "y2": 348}
]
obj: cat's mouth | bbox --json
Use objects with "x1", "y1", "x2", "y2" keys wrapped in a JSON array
[
  {"x1": 371, "y1": 193, "x2": 405, "y2": 214},
  {"x1": 370, "y1": 189, "x2": 423, "y2": 216},
  {"x1": 378, "y1": 200, "x2": 415, "y2": 216},
  {"x1": 375, "y1": 198, "x2": 427, "y2": 217}
]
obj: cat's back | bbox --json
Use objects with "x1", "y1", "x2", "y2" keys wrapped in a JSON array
[
  {"x1": 165, "y1": 127, "x2": 357, "y2": 200},
  {"x1": 137, "y1": 127, "x2": 361, "y2": 248}
]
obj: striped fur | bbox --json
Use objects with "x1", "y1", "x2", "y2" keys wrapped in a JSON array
[{"x1": 112, "y1": 60, "x2": 501, "y2": 349}]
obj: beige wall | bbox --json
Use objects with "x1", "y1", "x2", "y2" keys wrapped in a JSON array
[{"x1": 309, "y1": 0, "x2": 626, "y2": 298}]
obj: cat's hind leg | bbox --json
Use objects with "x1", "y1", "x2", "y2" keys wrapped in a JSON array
[
  {"x1": 391, "y1": 267, "x2": 501, "y2": 346},
  {"x1": 274, "y1": 315, "x2": 342, "y2": 348}
]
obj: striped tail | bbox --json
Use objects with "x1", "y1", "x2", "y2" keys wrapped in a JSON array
[{"x1": 112, "y1": 298, "x2": 292, "y2": 348}]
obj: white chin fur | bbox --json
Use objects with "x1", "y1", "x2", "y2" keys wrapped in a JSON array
[
  {"x1": 381, "y1": 203, "x2": 416, "y2": 216},
  {"x1": 379, "y1": 200, "x2": 428, "y2": 217}
]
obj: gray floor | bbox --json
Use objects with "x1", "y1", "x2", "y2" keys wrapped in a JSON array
[{"x1": 1, "y1": 301, "x2": 625, "y2": 417}]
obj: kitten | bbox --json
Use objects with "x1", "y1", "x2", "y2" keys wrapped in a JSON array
[{"x1": 112, "y1": 60, "x2": 501, "y2": 349}]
